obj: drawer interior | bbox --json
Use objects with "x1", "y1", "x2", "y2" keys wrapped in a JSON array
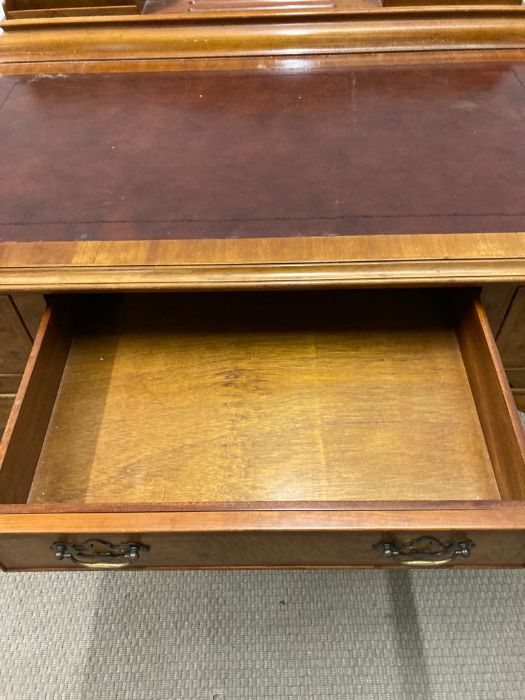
[{"x1": 0, "y1": 290, "x2": 524, "y2": 508}]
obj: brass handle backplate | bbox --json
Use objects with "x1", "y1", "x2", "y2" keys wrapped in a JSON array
[
  {"x1": 52, "y1": 539, "x2": 149, "y2": 569},
  {"x1": 374, "y1": 536, "x2": 475, "y2": 567}
]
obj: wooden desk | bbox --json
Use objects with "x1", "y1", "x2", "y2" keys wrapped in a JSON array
[{"x1": 0, "y1": 4, "x2": 525, "y2": 570}]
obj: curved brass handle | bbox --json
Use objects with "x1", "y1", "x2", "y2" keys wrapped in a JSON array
[
  {"x1": 374, "y1": 536, "x2": 475, "y2": 567},
  {"x1": 52, "y1": 539, "x2": 149, "y2": 569}
]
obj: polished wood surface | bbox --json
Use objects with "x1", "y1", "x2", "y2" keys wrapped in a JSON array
[
  {"x1": 0, "y1": 305, "x2": 72, "y2": 503},
  {"x1": 25, "y1": 291, "x2": 499, "y2": 505},
  {"x1": 2, "y1": 6, "x2": 525, "y2": 62},
  {"x1": 1, "y1": 234, "x2": 525, "y2": 292},
  {"x1": 0, "y1": 376, "x2": 21, "y2": 394},
  {"x1": 508, "y1": 370, "x2": 525, "y2": 389},
  {"x1": 498, "y1": 288, "x2": 525, "y2": 368},
  {"x1": 481, "y1": 285, "x2": 517, "y2": 337},
  {"x1": 4, "y1": 48, "x2": 525, "y2": 74},
  {"x1": 479, "y1": 286, "x2": 525, "y2": 398},
  {"x1": 5, "y1": 506, "x2": 525, "y2": 533},
  {"x1": 9, "y1": 294, "x2": 46, "y2": 339},
  {"x1": 0, "y1": 295, "x2": 32, "y2": 434},
  {"x1": 2, "y1": 528, "x2": 525, "y2": 570},
  {"x1": 8, "y1": 0, "x2": 521, "y2": 22},
  {"x1": 5, "y1": 0, "x2": 141, "y2": 20},
  {"x1": 0, "y1": 296, "x2": 32, "y2": 375},
  {"x1": 0, "y1": 294, "x2": 45, "y2": 435},
  {"x1": 456, "y1": 296, "x2": 525, "y2": 499},
  {"x1": 0, "y1": 395, "x2": 15, "y2": 436}
]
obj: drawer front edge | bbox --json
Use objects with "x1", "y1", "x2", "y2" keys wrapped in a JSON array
[{"x1": 1, "y1": 529, "x2": 525, "y2": 571}]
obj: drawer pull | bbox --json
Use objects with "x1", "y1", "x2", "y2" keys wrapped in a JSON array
[
  {"x1": 52, "y1": 539, "x2": 149, "y2": 569},
  {"x1": 374, "y1": 536, "x2": 475, "y2": 567}
]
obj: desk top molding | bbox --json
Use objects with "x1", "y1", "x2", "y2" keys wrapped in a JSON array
[
  {"x1": 0, "y1": 234, "x2": 524, "y2": 291},
  {"x1": 2, "y1": 23, "x2": 525, "y2": 290},
  {"x1": 3, "y1": 5, "x2": 525, "y2": 63}
]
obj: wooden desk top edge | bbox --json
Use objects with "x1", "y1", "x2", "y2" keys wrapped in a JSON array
[
  {"x1": 2, "y1": 18, "x2": 525, "y2": 291},
  {"x1": 0, "y1": 234, "x2": 524, "y2": 291}
]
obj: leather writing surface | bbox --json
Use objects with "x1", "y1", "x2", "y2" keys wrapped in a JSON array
[{"x1": 1, "y1": 61, "x2": 525, "y2": 241}]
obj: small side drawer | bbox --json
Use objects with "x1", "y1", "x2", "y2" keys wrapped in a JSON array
[
  {"x1": 0, "y1": 295, "x2": 32, "y2": 377},
  {"x1": 4, "y1": 1, "x2": 141, "y2": 20},
  {"x1": 0, "y1": 289, "x2": 524, "y2": 571},
  {"x1": 0, "y1": 394, "x2": 16, "y2": 437},
  {"x1": 498, "y1": 288, "x2": 525, "y2": 372},
  {"x1": 0, "y1": 295, "x2": 34, "y2": 436}
]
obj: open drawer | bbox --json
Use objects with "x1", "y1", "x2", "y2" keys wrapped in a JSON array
[{"x1": 0, "y1": 289, "x2": 524, "y2": 571}]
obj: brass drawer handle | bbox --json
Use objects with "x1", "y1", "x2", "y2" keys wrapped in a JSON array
[
  {"x1": 374, "y1": 536, "x2": 475, "y2": 567},
  {"x1": 52, "y1": 539, "x2": 149, "y2": 569}
]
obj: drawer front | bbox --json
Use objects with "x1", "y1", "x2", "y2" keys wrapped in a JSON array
[{"x1": 1, "y1": 530, "x2": 525, "y2": 571}]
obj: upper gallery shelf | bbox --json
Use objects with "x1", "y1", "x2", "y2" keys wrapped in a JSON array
[
  {"x1": 3, "y1": 0, "x2": 524, "y2": 20},
  {"x1": 3, "y1": 0, "x2": 525, "y2": 63}
]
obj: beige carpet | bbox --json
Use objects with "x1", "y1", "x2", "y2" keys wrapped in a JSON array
[
  {"x1": 0, "y1": 413, "x2": 524, "y2": 700},
  {"x1": 0, "y1": 569, "x2": 524, "y2": 699}
]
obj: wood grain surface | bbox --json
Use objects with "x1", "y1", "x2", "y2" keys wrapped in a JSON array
[
  {"x1": 6, "y1": 506, "x2": 525, "y2": 534},
  {"x1": 456, "y1": 296, "x2": 525, "y2": 499},
  {"x1": 2, "y1": 6, "x2": 525, "y2": 63},
  {"x1": 0, "y1": 377, "x2": 21, "y2": 394},
  {"x1": 508, "y1": 369, "x2": 525, "y2": 389},
  {"x1": 480, "y1": 285, "x2": 517, "y2": 336},
  {"x1": 498, "y1": 288, "x2": 525, "y2": 369},
  {"x1": 0, "y1": 234, "x2": 525, "y2": 292},
  {"x1": 0, "y1": 296, "x2": 32, "y2": 375},
  {"x1": 0, "y1": 395, "x2": 16, "y2": 435},
  {"x1": 3, "y1": 48, "x2": 525, "y2": 75},
  {"x1": 10, "y1": 294, "x2": 46, "y2": 339},
  {"x1": 0, "y1": 305, "x2": 72, "y2": 503},
  {"x1": 27, "y1": 291, "x2": 499, "y2": 505},
  {"x1": 2, "y1": 528, "x2": 525, "y2": 570}
]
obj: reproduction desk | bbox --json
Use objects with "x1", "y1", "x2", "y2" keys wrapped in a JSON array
[{"x1": 0, "y1": 0, "x2": 525, "y2": 570}]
